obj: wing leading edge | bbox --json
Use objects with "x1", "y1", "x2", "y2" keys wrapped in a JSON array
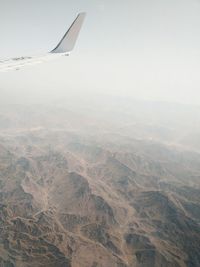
[{"x1": 0, "y1": 12, "x2": 86, "y2": 72}]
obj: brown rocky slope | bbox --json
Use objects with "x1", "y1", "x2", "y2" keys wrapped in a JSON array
[{"x1": 0, "y1": 103, "x2": 200, "y2": 267}]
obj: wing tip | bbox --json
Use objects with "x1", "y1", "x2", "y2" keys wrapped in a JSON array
[{"x1": 51, "y1": 12, "x2": 86, "y2": 54}]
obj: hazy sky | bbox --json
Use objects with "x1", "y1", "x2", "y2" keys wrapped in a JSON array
[{"x1": 0, "y1": 0, "x2": 200, "y2": 105}]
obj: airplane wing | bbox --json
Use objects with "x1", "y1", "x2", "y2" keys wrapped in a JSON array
[{"x1": 0, "y1": 12, "x2": 86, "y2": 72}]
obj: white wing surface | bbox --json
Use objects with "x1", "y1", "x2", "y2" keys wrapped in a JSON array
[{"x1": 0, "y1": 13, "x2": 86, "y2": 72}]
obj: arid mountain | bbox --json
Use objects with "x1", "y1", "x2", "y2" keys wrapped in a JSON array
[{"x1": 0, "y1": 99, "x2": 200, "y2": 267}]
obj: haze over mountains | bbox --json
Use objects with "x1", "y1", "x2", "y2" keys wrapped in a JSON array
[{"x1": 0, "y1": 95, "x2": 200, "y2": 267}]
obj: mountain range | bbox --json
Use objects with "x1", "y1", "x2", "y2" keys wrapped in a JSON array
[{"x1": 0, "y1": 97, "x2": 200, "y2": 267}]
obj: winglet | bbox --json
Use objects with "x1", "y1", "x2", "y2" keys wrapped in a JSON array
[{"x1": 51, "y1": 12, "x2": 86, "y2": 54}]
